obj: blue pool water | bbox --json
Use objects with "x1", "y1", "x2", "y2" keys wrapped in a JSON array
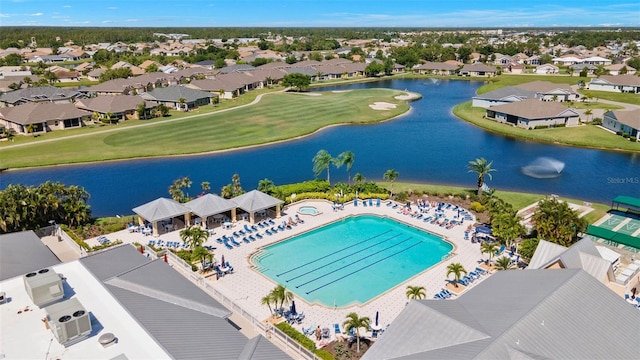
[
  {"x1": 252, "y1": 215, "x2": 453, "y2": 307},
  {"x1": 298, "y1": 206, "x2": 320, "y2": 215}
]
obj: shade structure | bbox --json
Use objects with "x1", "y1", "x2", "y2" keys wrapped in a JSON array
[
  {"x1": 232, "y1": 190, "x2": 284, "y2": 213},
  {"x1": 185, "y1": 193, "x2": 236, "y2": 218},
  {"x1": 132, "y1": 197, "x2": 190, "y2": 223},
  {"x1": 476, "y1": 225, "x2": 492, "y2": 235}
]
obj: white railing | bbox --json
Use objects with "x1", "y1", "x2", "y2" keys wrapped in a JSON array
[{"x1": 150, "y1": 244, "x2": 318, "y2": 360}]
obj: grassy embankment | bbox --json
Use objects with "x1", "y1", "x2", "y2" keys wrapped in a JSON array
[
  {"x1": 388, "y1": 181, "x2": 609, "y2": 224},
  {"x1": 0, "y1": 88, "x2": 409, "y2": 169}
]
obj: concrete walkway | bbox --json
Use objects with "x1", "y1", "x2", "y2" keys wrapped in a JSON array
[{"x1": 40, "y1": 235, "x2": 81, "y2": 262}]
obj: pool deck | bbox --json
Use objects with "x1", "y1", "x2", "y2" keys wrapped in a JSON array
[{"x1": 86, "y1": 198, "x2": 490, "y2": 347}]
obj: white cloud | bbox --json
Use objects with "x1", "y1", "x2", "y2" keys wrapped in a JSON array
[
  {"x1": 0, "y1": 14, "x2": 10, "y2": 18},
  {"x1": 107, "y1": 6, "x2": 118, "y2": 10},
  {"x1": 62, "y1": 5, "x2": 71, "y2": 8},
  {"x1": 30, "y1": 12, "x2": 44, "y2": 16}
]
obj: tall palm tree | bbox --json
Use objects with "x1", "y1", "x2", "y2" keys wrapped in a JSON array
[
  {"x1": 25, "y1": 123, "x2": 36, "y2": 136},
  {"x1": 312, "y1": 149, "x2": 335, "y2": 185},
  {"x1": 353, "y1": 173, "x2": 365, "y2": 184},
  {"x1": 178, "y1": 97, "x2": 186, "y2": 111},
  {"x1": 200, "y1": 181, "x2": 210, "y2": 194},
  {"x1": 584, "y1": 108, "x2": 593, "y2": 122},
  {"x1": 480, "y1": 241, "x2": 498, "y2": 265},
  {"x1": 270, "y1": 285, "x2": 293, "y2": 311},
  {"x1": 191, "y1": 246, "x2": 213, "y2": 271},
  {"x1": 137, "y1": 102, "x2": 147, "y2": 120},
  {"x1": 467, "y1": 157, "x2": 497, "y2": 196},
  {"x1": 180, "y1": 225, "x2": 209, "y2": 248},
  {"x1": 261, "y1": 293, "x2": 276, "y2": 316},
  {"x1": 446, "y1": 263, "x2": 467, "y2": 287},
  {"x1": 342, "y1": 312, "x2": 370, "y2": 353},
  {"x1": 406, "y1": 285, "x2": 426, "y2": 300},
  {"x1": 258, "y1": 178, "x2": 275, "y2": 194},
  {"x1": 495, "y1": 256, "x2": 515, "y2": 270},
  {"x1": 383, "y1": 169, "x2": 399, "y2": 195},
  {"x1": 337, "y1": 151, "x2": 355, "y2": 184}
]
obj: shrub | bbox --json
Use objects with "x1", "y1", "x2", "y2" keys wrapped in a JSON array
[
  {"x1": 630, "y1": 137, "x2": 637, "y2": 142},
  {"x1": 60, "y1": 224, "x2": 90, "y2": 250},
  {"x1": 534, "y1": 125, "x2": 549, "y2": 129},
  {"x1": 590, "y1": 118, "x2": 603, "y2": 125},
  {"x1": 91, "y1": 239, "x2": 122, "y2": 251},
  {"x1": 275, "y1": 322, "x2": 316, "y2": 352},
  {"x1": 276, "y1": 180, "x2": 330, "y2": 198},
  {"x1": 394, "y1": 191, "x2": 409, "y2": 202},
  {"x1": 315, "y1": 349, "x2": 335, "y2": 360},
  {"x1": 622, "y1": 133, "x2": 630, "y2": 139},
  {"x1": 469, "y1": 201, "x2": 486, "y2": 213},
  {"x1": 616, "y1": 131, "x2": 623, "y2": 136},
  {"x1": 553, "y1": 123, "x2": 566, "y2": 128}
]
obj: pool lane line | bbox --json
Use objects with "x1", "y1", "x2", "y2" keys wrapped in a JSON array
[
  {"x1": 284, "y1": 233, "x2": 404, "y2": 283},
  {"x1": 294, "y1": 236, "x2": 414, "y2": 289},
  {"x1": 275, "y1": 229, "x2": 393, "y2": 277},
  {"x1": 304, "y1": 240, "x2": 423, "y2": 295}
]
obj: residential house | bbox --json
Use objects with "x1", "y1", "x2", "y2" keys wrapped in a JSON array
[
  {"x1": 515, "y1": 81, "x2": 579, "y2": 102},
  {"x1": 111, "y1": 61, "x2": 144, "y2": 75},
  {"x1": 414, "y1": 61, "x2": 459, "y2": 76},
  {"x1": 75, "y1": 95, "x2": 157, "y2": 121},
  {"x1": 0, "y1": 86, "x2": 83, "y2": 107},
  {"x1": 82, "y1": 78, "x2": 138, "y2": 96},
  {"x1": 582, "y1": 56, "x2": 612, "y2": 66},
  {"x1": 141, "y1": 85, "x2": 215, "y2": 110},
  {"x1": 361, "y1": 269, "x2": 640, "y2": 360},
  {"x1": 492, "y1": 53, "x2": 513, "y2": 65},
  {"x1": 486, "y1": 98, "x2": 580, "y2": 129},
  {"x1": 0, "y1": 102, "x2": 91, "y2": 134},
  {"x1": 458, "y1": 62, "x2": 497, "y2": 77},
  {"x1": 570, "y1": 63, "x2": 598, "y2": 76},
  {"x1": 472, "y1": 86, "x2": 536, "y2": 108},
  {"x1": 501, "y1": 62, "x2": 525, "y2": 74},
  {"x1": 588, "y1": 74, "x2": 640, "y2": 93},
  {"x1": 523, "y1": 55, "x2": 542, "y2": 65},
  {"x1": 534, "y1": 63, "x2": 560, "y2": 74},
  {"x1": 552, "y1": 55, "x2": 583, "y2": 66},
  {"x1": 605, "y1": 63, "x2": 637, "y2": 76},
  {"x1": 603, "y1": 109, "x2": 640, "y2": 140},
  {"x1": 86, "y1": 67, "x2": 105, "y2": 81}
]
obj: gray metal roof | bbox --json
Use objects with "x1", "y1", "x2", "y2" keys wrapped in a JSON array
[
  {"x1": 79, "y1": 244, "x2": 148, "y2": 281},
  {"x1": 232, "y1": 190, "x2": 284, "y2": 213},
  {"x1": 141, "y1": 85, "x2": 213, "y2": 103},
  {"x1": 82, "y1": 245, "x2": 292, "y2": 360},
  {"x1": 132, "y1": 197, "x2": 191, "y2": 223},
  {"x1": 472, "y1": 86, "x2": 536, "y2": 101},
  {"x1": 527, "y1": 240, "x2": 567, "y2": 269},
  {"x1": 0, "y1": 231, "x2": 60, "y2": 281},
  {"x1": 0, "y1": 86, "x2": 82, "y2": 105},
  {"x1": 363, "y1": 269, "x2": 640, "y2": 360},
  {"x1": 185, "y1": 193, "x2": 237, "y2": 218}
]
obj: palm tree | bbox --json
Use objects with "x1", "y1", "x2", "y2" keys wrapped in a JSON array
[
  {"x1": 584, "y1": 108, "x2": 593, "y2": 122},
  {"x1": 270, "y1": 285, "x2": 293, "y2": 312},
  {"x1": 337, "y1": 151, "x2": 355, "y2": 185},
  {"x1": 178, "y1": 97, "x2": 186, "y2": 111},
  {"x1": 467, "y1": 157, "x2": 497, "y2": 196},
  {"x1": 480, "y1": 241, "x2": 498, "y2": 265},
  {"x1": 258, "y1": 178, "x2": 275, "y2": 194},
  {"x1": 495, "y1": 256, "x2": 515, "y2": 270},
  {"x1": 406, "y1": 285, "x2": 426, "y2": 300},
  {"x1": 180, "y1": 225, "x2": 209, "y2": 248},
  {"x1": 353, "y1": 173, "x2": 365, "y2": 185},
  {"x1": 342, "y1": 312, "x2": 370, "y2": 353},
  {"x1": 312, "y1": 149, "x2": 335, "y2": 185},
  {"x1": 261, "y1": 293, "x2": 276, "y2": 316},
  {"x1": 191, "y1": 246, "x2": 213, "y2": 271},
  {"x1": 383, "y1": 169, "x2": 399, "y2": 195},
  {"x1": 137, "y1": 102, "x2": 147, "y2": 120},
  {"x1": 200, "y1": 181, "x2": 210, "y2": 194},
  {"x1": 218, "y1": 89, "x2": 225, "y2": 100},
  {"x1": 446, "y1": 263, "x2": 467, "y2": 287},
  {"x1": 25, "y1": 123, "x2": 37, "y2": 136}
]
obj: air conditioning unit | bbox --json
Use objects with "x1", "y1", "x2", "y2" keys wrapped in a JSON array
[
  {"x1": 23, "y1": 268, "x2": 64, "y2": 307},
  {"x1": 46, "y1": 298, "x2": 92, "y2": 346}
]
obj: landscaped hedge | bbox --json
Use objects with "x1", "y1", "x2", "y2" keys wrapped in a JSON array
[
  {"x1": 60, "y1": 224, "x2": 90, "y2": 250},
  {"x1": 315, "y1": 349, "x2": 335, "y2": 360},
  {"x1": 275, "y1": 179, "x2": 331, "y2": 198},
  {"x1": 286, "y1": 192, "x2": 389, "y2": 203},
  {"x1": 275, "y1": 322, "x2": 316, "y2": 352}
]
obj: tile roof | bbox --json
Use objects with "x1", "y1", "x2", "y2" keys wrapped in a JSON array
[
  {"x1": 607, "y1": 109, "x2": 640, "y2": 129},
  {"x1": 0, "y1": 102, "x2": 91, "y2": 125},
  {"x1": 141, "y1": 85, "x2": 215, "y2": 103},
  {"x1": 488, "y1": 98, "x2": 578, "y2": 119},
  {"x1": 0, "y1": 86, "x2": 82, "y2": 105},
  {"x1": 75, "y1": 95, "x2": 156, "y2": 113}
]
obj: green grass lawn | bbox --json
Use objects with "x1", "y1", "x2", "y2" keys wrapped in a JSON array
[
  {"x1": 0, "y1": 88, "x2": 409, "y2": 169},
  {"x1": 453, "y1": 101, "x2": 640, "y2": 152}
]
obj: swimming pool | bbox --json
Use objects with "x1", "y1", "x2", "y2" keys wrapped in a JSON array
[
  {"x1": 252, "y1": 215, "x2": 453, "y2": 307},
  {"x1": 298, "y1": 205, "x2": 320, "y2": 216}
]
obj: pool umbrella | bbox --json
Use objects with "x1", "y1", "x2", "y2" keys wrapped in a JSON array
[
  {"x1": 163, "y1": 253, "x2": 168, "y2": 263},
  {"x1": 375, "y1": 311, "x2": 379, "y2": 327},
  {"x1": 290, "y1": 300, "x2": 297, "y2": 315},
  {"x1": 221, "y1": 254, "x2": 225, "y2": 266}
]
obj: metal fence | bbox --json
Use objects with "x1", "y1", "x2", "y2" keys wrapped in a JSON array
[{"x1": 147, "y1": 244, "x2": 318, "y2": 360}]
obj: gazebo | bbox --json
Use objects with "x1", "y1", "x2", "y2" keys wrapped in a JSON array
[
  {"x1": 132, "y1": 197, "x2": 191, "y2": 236},
  {"x1": 185, "y1": 194, "x2": 237, "y2": 229},
  {"x1": 232, "y1": 190, "x2": 284, "y2": 224}
]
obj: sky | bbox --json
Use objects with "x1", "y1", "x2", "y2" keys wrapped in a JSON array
[{"x1": 1, "y1": 0, "x2": 639, "y2": 28}]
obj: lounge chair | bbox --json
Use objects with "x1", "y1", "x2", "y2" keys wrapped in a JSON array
[
  {"x1": 363, "y1": 200, "x2": 368, "y2": 207},
  {"x1": 244, "y1": 224, "x2": 253, "y2": 233},
  {"x1": 249, "y1": 235, "x2": 256, "y2": 241},
  {"x1": 230, "y1": 238, "x2": 241, "y2": 247},
  {"x1": 255, "y1": 233, "x2": 263, "y2": 239},
  {"x1": 242, "y1": 237, "x2": 250, "y2": 244},
  {"x1": 368, "y1": 198, "x2": 373, "y2": 206},
  {"x1": 334, "y1": 323, "x2": 341, "y2": 334},
  {"x1": 354, "y1": 199, "x2": 358, "y2": 207},
  {"x1": 268, "y1": 219, "x2": 275, "y2": 225},
  {"x1": 265, "y1": 229, "x2": 272, "y2": 236},
  {"x1": 376, "y1": 198, "x2": 381, "y2": 207},
  {"x1": 223, "y1": 238, "x2": 233, "y2": 250}
]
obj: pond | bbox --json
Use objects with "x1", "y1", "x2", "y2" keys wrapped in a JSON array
[{"x1": 1, "y1": 79, "x2": 637, "y2": 216}]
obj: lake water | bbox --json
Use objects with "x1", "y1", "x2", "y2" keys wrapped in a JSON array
[{"x1": 1, "y1": 79, "x2": 638, "y2": 217}]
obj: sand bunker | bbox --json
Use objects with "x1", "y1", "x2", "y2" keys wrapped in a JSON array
[
  {"x1": 369, "y1": 102, "x2": 397, "y2": 110},
  {"x1": 332, "y1": 90, "x2": 353, "y2": 93}
]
